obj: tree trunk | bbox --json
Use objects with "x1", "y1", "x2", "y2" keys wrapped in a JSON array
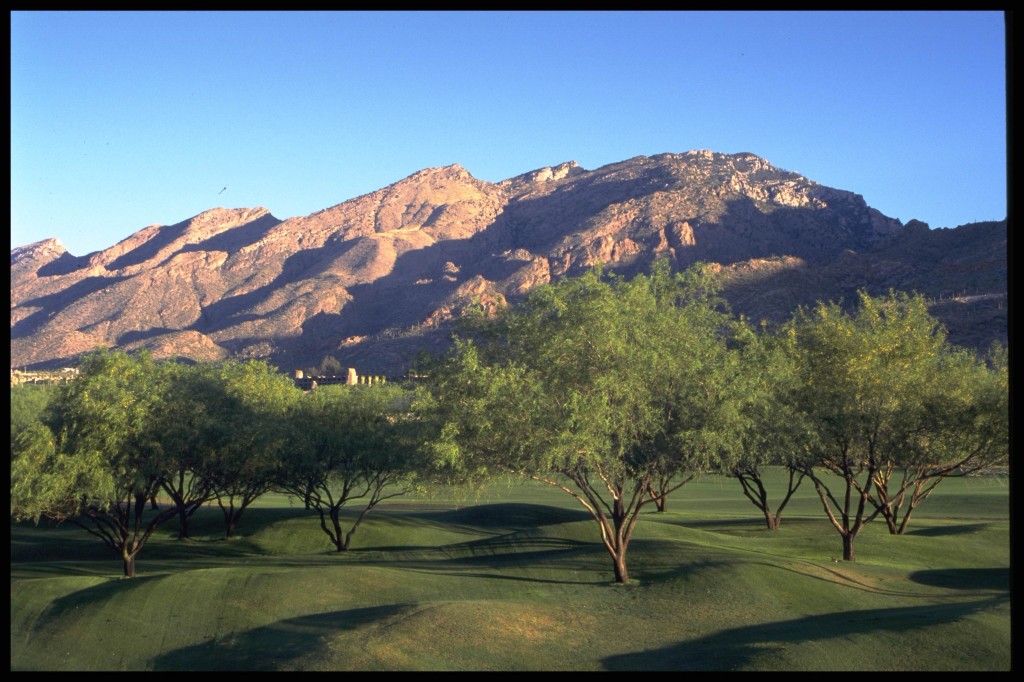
[
  {"x1": 612, "y1": 552, "x2": 629, "y2": 584},
  {"x1": 224, "y1": 505, "x2": 249, "y2": 539},
  {"x1": 895, "y1": 477, "x2": 939, "y2": 535},
  {"x1": 331, "y1": 508, "x2": 347, "y2": 551},
  {"x1": 896, "y1": 510, "x2": 913, "y2": 535},
  {"x1": 842, "y1": 533, "x2": 855, "y2": 561},
  {"x1": 646, "y1": 483, "x2": 667, "y2": 513},
  {"x1": 735, "y1": 468, "x2": 788, "y2": 531},
  {"x1": 123, "y1": 553, "x2": 136, "y2": 578},
  {"x1": 177, "y1": 505, "x2": 190, "y2": 540}
]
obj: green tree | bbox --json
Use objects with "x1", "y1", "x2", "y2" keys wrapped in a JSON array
[
  {"x1": 639, "y1": 264, "x2": 743, "y2": 513},
  {"x1": 204, "y1": 360, "x2": 299, "y2": 538},
  {"x1": 151, "y1": 361, "x2": 220, "y2": 539},
  {"x1": 10, "y1": 350, "x2": 177, "y2": 577},
  {"x1": 276, "y1": 384, "x2": 422, "y2": 552},
  {"x1": 869, "y1": 343, "x2": 1008, "y2": 534},
  {"x1": 424, "y1": 263, "x2": 736, "y2": 583},
  {"x1": 723, "y1": 320, "x2": 815, "y2": 530},
  {"x1": 10, "y1": 383, "x2": 57, "y2": 451},
  {"x1": 788, "y1": 291, "x2": 968, "y2": 560}
]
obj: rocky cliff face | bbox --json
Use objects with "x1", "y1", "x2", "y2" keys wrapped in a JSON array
[{"x1": 10, "y1": 151, "x2": 1006, "y2": 374}]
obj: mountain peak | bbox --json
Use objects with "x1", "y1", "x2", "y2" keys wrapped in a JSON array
[
  {"x1": 187, "y1": 206, "x2": 273, "y2": 227},
  {"x1": 11, "y1": 237, "x2": 67, "y2": 265},
  {"x1": 10, "y1": 151, "x2": 1005, "y2": 373},
  {"x1": 502, "y1": 160, "x2": 586, "y2": 188},
  {"x1": 401, "y1": 163, "x2": 476, "y2": 184},
  {"x1": 83, "y1": 206, "x2": 280, "y2": 274}
]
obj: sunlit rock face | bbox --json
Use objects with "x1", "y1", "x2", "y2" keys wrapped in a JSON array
[{"x1": 11, "y1": 151, "x2": 1005, "y2": 374}]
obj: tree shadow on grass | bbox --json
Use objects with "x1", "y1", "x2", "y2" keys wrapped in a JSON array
[
  {"x1": 906, "y1": 523, "x2": 991, "y2": 537},
  {"x1": 151, "y1": 603, "x2": 417, "y2": 671},
  {"x1": 653, "y1": 516, "x2": 826, "y2": 532},
  {"x1": 602, "y1": 596, "x2": 1009, "y2": 671},
  {"x1": 625, "y1": 558, "x2": 731, "y2": 588},
  {"x1": 349, "y1": 536, "x2": 604, "y2": 582},
  {"x1": 660, "y1": 517, "x2": 769, "y2": 529},
  {"x1": 11, "y1": 525, "x2": 114, "y2": 563},
  {"x1": 363, "y1": 537, "x2": 732, "y2": 587},
  {"x1": 42, "y1": 573, "x2": 167, "y2": 615},
  {"x1": 406, "y1": 503, "x2": 593, "y2": 529},
  {"x1": 909, "y1": 568, "x2": 1009, "y2": 591}
]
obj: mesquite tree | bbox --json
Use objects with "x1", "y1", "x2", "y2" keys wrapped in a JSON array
[
  {"x1": 11, "y1": 350, "x2": 178, "y2": 577},
  {"x1": 869, "y1": 343, "x2": 1008, "y2": 534},
  {"x1": 424, "y1": 263, "x2": 736, "y2": 583},
  {"x1": 276, "y1": 384, "x2": 422, "y2": 552},
  {"x1": 786, "y1": 291, "x2": 991, "y2": 559},
  {"x1": 203, "y1": 360, "x2": 300, "y2": 538},
  {"x1": 723, "y1": 319, "x2": 816, "y2": 530},
  {"x1": 151, "y1": 361, "x2": 221, "y2": 539}
]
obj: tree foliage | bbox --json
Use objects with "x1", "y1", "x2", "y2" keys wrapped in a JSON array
[
  {"x1": 203, "y1": 360, "x2": 299, "y2": 537},
  {"x1": 869, "y1": 341, "x2": 1008, "y2": 534},
  {"x1": 10, "y1": 383, "x2": 58, "y2": 450},
  {"x1": 11, "y1": 350, "x2": 178, "y2": 577},
  {"x1": 423, "y1": 262, "x2": 738, "y2": 583},
  {"x1": 722, "y1": 319, "x2": 816, "y2": 529},
  {"x1": 785, "y1": 290, "x2": 1006, "y2": 559},
  {"x1": 276, "y1": 384, "x2": 423, "y2": 552}
]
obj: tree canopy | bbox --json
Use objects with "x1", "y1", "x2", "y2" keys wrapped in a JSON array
[
  {"x1": 11, "y1": 350, "x2": 178, "y2": 577},
  {"x1": 423, "y1": 262, "x2": 739, "y2": 583},
  {"x1": 721, "y1": 319, "x2": 816, "y2": 529},
  {"x1": 276, "y1": 383, "x2": 424, "y2": 552},
  {"x1": 786, "y1": 290, "x2": 1007, "y2": 559},
  {"x1": 204, "y1": 360, "x2": 300, "y2": 537}
]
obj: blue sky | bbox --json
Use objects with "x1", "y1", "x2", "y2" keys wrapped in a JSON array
[{"x1": 11, "y1": 10, "x2": 1007, "y2": 256}]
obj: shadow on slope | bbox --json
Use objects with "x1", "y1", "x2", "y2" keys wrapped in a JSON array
[
  {"x1": 906, "y1": 523, "x2": 992, "y2": 537},
  {"x1": 108, "y1": 211, "x2": 281, "y2": 271},
  {"x1": 36, "y1": 251, "x2": 92, "y2": 277},
  {"x1": 116, "y1": 326, "x2": 180, "y2": 345},
  {"x1": 151, "y1": 604, "x2": 417, "y2": 671},
  {"x1": 11, "y1": 275, "x2": 130, "y2": 340},
  {"x1": 413, "y1": 503, "x2": 593, "y2": 529},
  {"x1": 908, "y1": 567, "x2": 1009, "y2": 591},
  {"x1": 602, "y1": 596, "x2": 1009, "y2": 671},
  {"x1": 106, "y1": 222, "x2": 191, "y2": 270},
  {"x1": 190, "y1": 240, "x2": 361, "y2": 334},
  {"x1": 176, "y1": 212, "x2": 282, "y2": 258}
]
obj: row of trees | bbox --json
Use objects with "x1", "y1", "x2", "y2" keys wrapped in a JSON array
[
  {"x1": 10, "y1": 261, "x2": 1008, "y2": 583},
  {"x1": 10, "y1": 353, "x2": 424, "y2": 577},
  {"x1": 420, "y1": 261, "x2": 1008, "y2": 580}
]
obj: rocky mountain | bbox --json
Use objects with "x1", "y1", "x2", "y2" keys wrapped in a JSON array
[{"x1": 10, "y1": 151, "x2": 1007, "y2": 375}]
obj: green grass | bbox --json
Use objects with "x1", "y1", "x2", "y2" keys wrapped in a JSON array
[{"x1": 10, "y1": 472, "x2": 1010, "y2": 671}]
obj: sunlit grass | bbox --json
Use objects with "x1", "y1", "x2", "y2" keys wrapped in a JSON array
[{"x1": 10, "y1": 472, "x2": 1009, "y2": 671}]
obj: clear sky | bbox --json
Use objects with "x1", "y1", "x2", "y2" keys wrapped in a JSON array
[{"x1": 11, "y1": 10, "x2": 1007, "y2": 257}]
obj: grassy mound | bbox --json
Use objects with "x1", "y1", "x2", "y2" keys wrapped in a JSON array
[{"x1": 10, "y1": 474, "x2": 1010, "y2": 671}]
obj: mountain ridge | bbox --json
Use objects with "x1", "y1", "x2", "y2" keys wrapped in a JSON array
[{"x1": 11, "y1": 151, "x2": 1006, "y2": 374}]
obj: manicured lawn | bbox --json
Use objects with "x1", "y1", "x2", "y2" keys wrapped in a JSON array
[{"x1": 10, "y1": 472, "x2": 1010, "y2": 671}]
